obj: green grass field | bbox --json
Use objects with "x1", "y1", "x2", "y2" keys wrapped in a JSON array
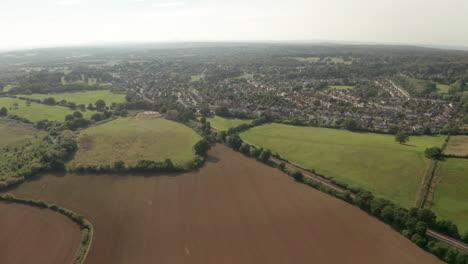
[
  {"x1": 190, "y1": 75, "x2": 204, "y2": 82},
  {"x1": 0, "y1": 97, "x2": 96, "y2": 121},
  {"x1": 69, "y1": 112, "x2": 201, "y2": 168},
  {"x1": 328, "y1": 85, "x2": 354, "y2": 90},
  {"x1": 432, "y1": 158, "x2": 468, "y2": 233},
  {"x1": 18, "y1": 90, "x2": 125, "y2": 106},
  {"x1": 206, "y1": 116, "x2": 252, "y2": 131},
  {"x1": 2, "y1": 85, "x2": 17, "y2": 92},
  {"x1": 436, "y1": 83, "x2": 450, "y2": 94},
  {"x1": 240, "y1": 123, "x2": 445, "y2": 207}
]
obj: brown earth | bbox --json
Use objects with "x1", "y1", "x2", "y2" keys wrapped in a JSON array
[
  {"x1": 0, "y1": 202, "x2": 81, "y2": 264},
  {"x1": 9, "y1": 144, "x2": 443, "y2": 264}
]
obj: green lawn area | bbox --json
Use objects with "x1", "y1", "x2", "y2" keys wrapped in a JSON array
[
  {"x1": 240, "y1": 123, "x2": 445, "y2": 207},
  {"x1": 206, "y1": 116, "x2": 252, "y2": 131},
  {"x1": 69, "y1": 112, "x2": 201, "y2": 168},
  {"x1": 2, "y1": 85, "x2": 17, "y2": 92},
  {"x1": 432, "y1": 158, "x2": 468, "y2": 233},
  {"x1": 0, "y1": 97, "x2": 96, "y2": 121},
  {"x1": 190, "y1": 75, "x2": 204, "y2": 82},
  {"x1": 328, "y1": 85, "x2": 354, "y2": 90},
  {"x1": 18, "y1": 90, "x2": 125, "y2": 106},
  {"x1": 436, "y1": 83, "x2": 450, "y2": 94}
]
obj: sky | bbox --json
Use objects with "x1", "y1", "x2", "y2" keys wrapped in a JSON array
[{"x1": 1, "y1": 0, "x2": 468, "y2": 50}]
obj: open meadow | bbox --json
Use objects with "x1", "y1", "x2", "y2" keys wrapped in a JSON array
[
  {"x1": 431, "y1": 158, "x2": 468, "y2": 233},
  {"x1": 0, "y1": 97, "x2": 96, "y2": 121},
  {"x1": 18, "y1": 90, "x2": 125, "y2": 106},
  {"x1": 240, "y1": 123, "x2": 445, "y2": 207},
  {"x1": 7, "y1": 145, "x2": 443, "y2": 264},
  {"x1": 69, "y1": 112, "x2": 201, "y2": 168},
  {"x1": 0, "y1": 118, "x2": 38, "y2": 147},
  {"x1": 206, "y1": 115, "x2": 252, "y2": 131},
  {"x1": 328, "y1": 85, "x2": 354, "y2": 90},
  {"x1": 0, "y1": 202, "x2": 81, "y2": 264}
]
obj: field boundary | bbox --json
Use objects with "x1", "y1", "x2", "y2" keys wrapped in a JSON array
[
  {"x1": 215, "y1": 125, "x2": 468, "y2": 254},
  {"x1": 0, "y1": 194, "x2": 94, "y2": 264}
]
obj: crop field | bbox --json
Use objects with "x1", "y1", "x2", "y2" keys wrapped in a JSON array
[
  {"x1": 8, "y1": 145, "x2": 443, "y2": 264},
  {"x1": 69, "y1": 112, "x2": 201, "y2": 168},
  {"x1": 206, "y1": 115, "x2": 252, "y2": 131},
  {"x1": 328, "y1": 85, "x2": 354, "y2": 90},
  {"x1": 431, "y1": 158, "x2": 468, "y2": 233},
  {"x1": 0, "y1": 202, "x2": 81, "y2": 264},
  {"x1": 240, "y1": 123, "x2": 445, "y2": 207},
  {"x1": 0, "y1": 97, "x2": 96, "y2": 121},
  {"x1": 18, "y1": 90, "x2": 126, "y2": 106},
  {"x1": 445, "y1": 136, "x2": 468, "y2": 156}
]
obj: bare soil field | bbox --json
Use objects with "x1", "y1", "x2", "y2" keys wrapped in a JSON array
[
  {"x1": 445, "y1": 136, "x2": 468, "y2": 156},
  {"x1": 0, "y1": 202, "x2": 81, "y2": 264},
  {"x1": 9, "y1": 145, "x2": 443, "y2": 264}
]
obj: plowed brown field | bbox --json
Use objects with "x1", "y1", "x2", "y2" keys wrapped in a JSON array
[
  {"x1": 9, "y1": 144, "x2": 443, "y2": 264},
  {"x1": 0, "y1": 202, "x2": 81, "y2": 264}
]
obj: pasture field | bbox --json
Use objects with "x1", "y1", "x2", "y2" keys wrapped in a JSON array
[
  {"x1": 0, "y1": 97, "x2": 96, "y2": 121},
  {"x1": 445, "y1": 136, "x2": 468, "y2": 156},
  {"x1": 240, "y1": 123, "x2": 445, "y2": 207},
  {"x1": 328, "y1": 85, "x2": 354, "y2": 90},
  {"x1": 0, "y1": 202, "x2": 81, "y2": 264},
  {"x1": 18, "y1": 90, "x2": 126, "y2": 106},
  {"x1": 206, "y1": 115, "x2": 252, "y2": 131},
  {"x1": 8, "y1": 145, "x2": 443, "y2": 264},
  {"x1": 69, "y1": 112, "x2": 201, "y2": 168},
  {"x1": 431, "y1": 158, "x2": 468, "y2": 233},
  {"x1": 0, "y1": 118, "x2": 38, "y2": 147}
]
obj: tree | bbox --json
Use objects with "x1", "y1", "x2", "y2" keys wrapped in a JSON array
[
  {"x1": 424, "y1": 146, "x2": 442, "y2": 160},
  {"x1": 410, "y1": 233, "x2": 427, "y2": 247},
  {"x1": 227, "y1": 135, "x2": 243, "y2": 150},
  {"x1": 258, "y1": 149, "x2": 271, "y2": 163},
  {"x1": 200, "y1": 117, "x2": 206, "y2": 124},
  {"x1": 72, "y1": 111, "x2": 83, "y2": 118},
  {"x1": 291, "y1": 171, "x2": 304, "y2": 182},
  {"x1": 193, "y1": 139, "x2": 211, "y2": 156},
  {"x1": 388, "y1": 125, "x2": 399, "y2": 134},
  {"x1": 43, "y1": 97, "x2": 56, "y2": 105},
  {"x1": 343, "y1": 119, "x2": 359, "y2": 131},
  {"x1": 239, "y1": 144, "x2": 250, "y2": 155},
  {"x1": 355, "y1": 191, "x2": 374, "y2": 211},
  {"x1": 395, "y1": 132, "x2": 409, "y2": 144},
  {"x1": 95, "y1": 99, "x2": 106, "y2": 110},
  {"x1": 0, "y1": 107, "x2": 7, "y2": 116},
  {"x1": 278, "y1": 162, "x2": 286, "y2": 171},
  {"x1": 214, "y1": 105, "x2": 230, "y2": 117},
  {"x1": 91, "y1": 113, "x2": 102, "y2": 121},
  {"x1": 113, "y1": 160, "x2": 125, "y2": 170}
]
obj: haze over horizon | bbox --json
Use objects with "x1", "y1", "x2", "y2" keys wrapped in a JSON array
[{"x1": 1, "y1": 0, "x2": 468, "y2": 50}]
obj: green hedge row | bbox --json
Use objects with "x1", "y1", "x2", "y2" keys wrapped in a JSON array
[{"x1": 0, "y1": 194, "x2": 93, "y2": 264}]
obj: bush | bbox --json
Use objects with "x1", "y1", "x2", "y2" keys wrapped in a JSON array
[{"x1": 291, "y1": 171, "x2": 304, "y2": 182}]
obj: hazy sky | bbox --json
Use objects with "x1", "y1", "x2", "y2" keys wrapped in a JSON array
[{"x1": 1, "y1": 0, "x2": 468, "y2": 50}]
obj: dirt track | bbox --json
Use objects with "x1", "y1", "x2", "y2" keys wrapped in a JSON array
[
  {"x1": 0, "y1": 202, "x2": 81, "y2": 264},
  {"x1": 10, "y1": 144, "x2": 443, "y2": 264}
]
